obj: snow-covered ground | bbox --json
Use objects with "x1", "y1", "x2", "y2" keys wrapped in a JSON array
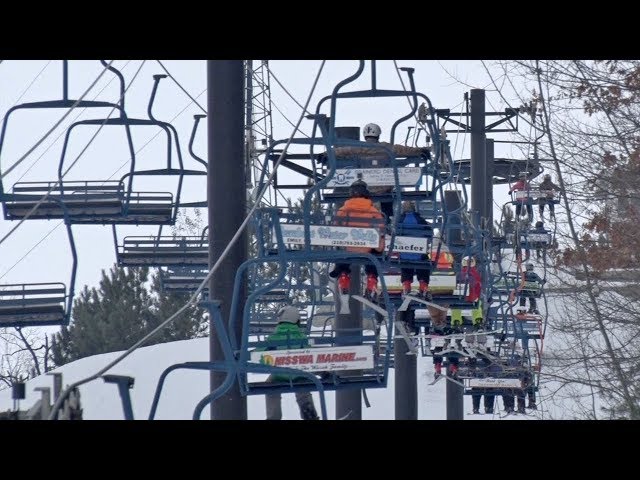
[{"x1": 0, "y1": 336, "x2": 548, "y2": 420}]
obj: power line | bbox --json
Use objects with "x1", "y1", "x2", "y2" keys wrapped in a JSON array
[
  {"x1": 267, "y1": 63, "x2": 310, "y2": 114},
  {"x1": 49, "y1": 60, "x2": 328, "y2": 420},
  {"x1": 156, "y1": 60, "x2": 207, "y2": 114},
  {"x1": 0, "y1": 220, "x2": 62, "y2": 281},
  {"x1": 15, "y1": 61, "x2": 133, "y2": 184},
  {"x1": 105, "y1": 87, "x2": 207, "y2": 181},
  {"x1": 271, "y1": 96, "x2": 310, "y2": 138},
  {"x1": 0, "y1": 60, "x2": 53, "y2": 124},
  {"x1": 0, "y1": 60, "x2": 115, "y2": 181}
]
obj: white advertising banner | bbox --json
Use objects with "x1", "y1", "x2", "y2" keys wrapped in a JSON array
[
  {"x1": 507, "y1": 233, "x2": 551, "y2": 244},
  {"x1": 250, "y1": 345, "x2": 374, "y2": 372},
  {"x1": 386, "y1": 236, "x2": 429, "y2": 254},
  {"x1": 276, "y1": 224, "x2": 380, "y2": 248},
  {"x1": 326, "y1": 167, "x2": 422, "y2": 187},
  {"x1": 430, "y1": 272, "x2": 457, "y2": 289},
  {"x1": 527, "y1": 233, "x2": 552, "y2": 243},
  {"x1": 468, "y1": 378, "x2": 522, "y2": 388},
  {"x1": 513, "y1": 189, "x2": 554, "y2": 201}
]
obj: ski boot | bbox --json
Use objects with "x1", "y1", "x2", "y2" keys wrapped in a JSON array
[
  {"x1": 337, "y1": 272, "x2": 350, "y2": 295},
  {"x1": 364, "y1": 274, "x2": 379, "y2": 301},
  {"x1": 401, "y1": 280, "x2": 413, "y2": 298},
  {"x1": 418, "y1": 280, "x2": 432, "y2": 301},
  {"x1": 434, "y1": 362, "x2": 442, "y2": 379}
]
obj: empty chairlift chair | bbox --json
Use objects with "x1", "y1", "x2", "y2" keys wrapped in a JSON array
[{"x1": 0, "y1": 209, "x2": 77, "y2": 328}]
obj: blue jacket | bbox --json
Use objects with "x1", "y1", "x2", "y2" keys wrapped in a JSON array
[{"x1": 398, "y1": 211, "x2": 432, "y2": 261}]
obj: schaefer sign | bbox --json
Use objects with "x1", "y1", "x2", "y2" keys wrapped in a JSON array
[
  {"x1": 250, "y1": 345, "x2": 374, "y2": 372},
  {"x1": 385, "y1": 236, "x2": 428, "y2": 254},
  {"x1": 326, "y1": 167, "x2": 422, "y2": 187},
  {"x1": 276, "y1": 224, "x2": 380, "y2": 248}
]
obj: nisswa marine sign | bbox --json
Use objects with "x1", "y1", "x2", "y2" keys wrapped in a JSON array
[
  {"x1": 275, "y1": 224, "x2": 380, "y2": 248},
  {"x1": 326, "y1": 167, "x2": 422, "y2": 187},
  {"x1": 250, "y1": 345, "x2": 374, "y2": 372}
]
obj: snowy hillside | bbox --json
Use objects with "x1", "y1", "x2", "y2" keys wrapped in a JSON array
[{"x1": 0, "y1": 336, "x2": 548, "y2": 420}]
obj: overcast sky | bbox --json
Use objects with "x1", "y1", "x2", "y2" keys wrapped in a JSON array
[{"x1": 0, "y1": 60, "x2": 535, "y2": 306}]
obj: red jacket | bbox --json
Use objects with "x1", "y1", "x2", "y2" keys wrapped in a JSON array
[
  {"x1": 461, "y1": 266, "x2": 481, "y2": 302},
  {"x1": 509, "y1": 179, "x2": 530, "y2": 202}
]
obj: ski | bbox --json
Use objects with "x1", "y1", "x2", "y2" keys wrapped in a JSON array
[
  {"x1": 428, "y1": 374, "x2": 443, "y2": 385},
  {"x1": 439, "y1": 346, "x2": 473, "y2": 358},
  {"x1": 443, "y1": 375, "x2": 465, "y2": 387},
  {"x1": 338, "y1": 410, "x2": 353, "y2": 420},
  {"x1": 351, "y1": 295, "x2": 389, "y2": 317},
  {"x1": 398, "y1": 296, "x2": 412, "y2": 312},
  {"x1": 394, "y1": 321, "x2": 418, "y2": 355},
  {"x1": 420, "y1": 330, "x2": 501, "y2": 341},
  {"x1": 465, "y1": 346, "x2": 499, "y2": 361},
  {"x1": 338, "y1": 292, "x2": 350, "y2": 314},
  {"x1": 398, "y1": 294, "x2": 448, "y2": 312}
]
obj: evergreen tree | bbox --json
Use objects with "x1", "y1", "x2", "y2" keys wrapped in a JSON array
[{"x1": 51, "y1": 264, "x2": 207, "y2": 367}]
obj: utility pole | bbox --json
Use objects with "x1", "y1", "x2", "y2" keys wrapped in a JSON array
[
  {"x1": 470, "y1": 89, "x2": 487, "y2": 231},
  {"x1": 435, "y1": 91, "x2": 527, "y2": 421},
  {"x1": 208, "y1": 60, "x2": 248, "y2": 420},
  {"x1": 486, "y1": 138, "x2": 495, "y2": 234},
  {"x1": 395, "y1": 309, "x2": 417, "y2": 419},
  {"x1": 447, "y1": 89, "x2": 490, "y2": 421},
  {"x1": 334, "y1": 127, "x2": 363, "y2": 420},
  {"x1": 335, "y1": 265, "x2": 363, "y2": 420}
]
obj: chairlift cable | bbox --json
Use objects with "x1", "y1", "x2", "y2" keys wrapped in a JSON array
[
  {"x1": 48, "y1": 60, "x2": 327, "y2": 420},
  {"x1": 0, "y1": 60, "x2": 115, "y2": 181}
]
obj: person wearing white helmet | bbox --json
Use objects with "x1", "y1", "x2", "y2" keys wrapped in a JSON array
[
  {"x1": 362, "y1": 122, "x2": 382, "y2": 141},
  {"x1": 332, "y1": 122, "x2": 431, "y2": 217},
  {"x1": 258, "y1": 305, "x2": 319, "y2": 420},
  {"x1": 537, "y1": 173, "x2": 560, "y2": 221}
]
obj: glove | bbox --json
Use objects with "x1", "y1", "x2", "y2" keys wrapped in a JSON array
[{"x1": 421, "y1": 148, "x2": 431, "y2": 159}]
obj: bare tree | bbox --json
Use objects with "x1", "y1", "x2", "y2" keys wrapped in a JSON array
[
  {"x1": 0, "y1": 327, "x2": 51, "y2": 390},
  {"x1": 484, "y1": 60, "x2": 640, "y2": 418}
]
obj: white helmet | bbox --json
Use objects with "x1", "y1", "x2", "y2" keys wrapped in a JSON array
[
  {"x1": 461, "y1": 256, "x2": 475, "y2": 267},
  {"x1": 276, "y1": 306, "x2": 300, "y2": 324},
  {"x1": 363, "y1": 123, "x2": 381, "y2": 138}
]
